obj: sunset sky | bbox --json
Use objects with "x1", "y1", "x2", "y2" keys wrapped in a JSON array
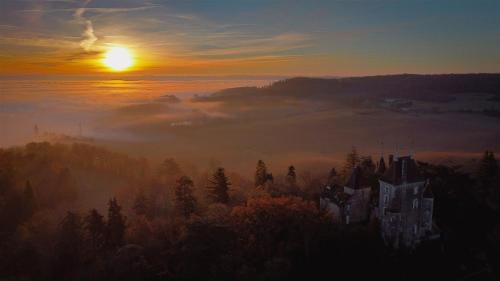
[{"x1": 1, "y1": 0, "x2": 499, "y2": 77}]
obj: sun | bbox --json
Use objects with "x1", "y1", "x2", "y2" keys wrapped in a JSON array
[{"x1": 102, "y1": 46, "x2": 133, "y2": 71}]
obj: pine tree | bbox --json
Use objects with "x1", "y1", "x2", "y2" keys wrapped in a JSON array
[
  {"x1": 106, "y1": 198, "x2": 126, "y2": 250},
  {"x1": 175, "y1": 176, "x2": 197, "y2": 218},
  {"x1": 55, "y1": 212, "x2": 83, "y2": 280},
  {"x1": 255, "y1": 160, "x2": 269, "y2": 187},
  {"x1": 84, "y1": 209, "x2": 106, "y2": 252},
  {"x1": 207, "y1": 168, "x2": 230, "y2": 204},
  {"x1": 286, "y1": 166, "x2": 297, "y2": 187},
  {"x1": 342, "y1": 147, "x2": 360, "y2": 180}
]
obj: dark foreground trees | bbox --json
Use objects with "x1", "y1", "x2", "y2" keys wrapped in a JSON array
[
  {"x1": 1, "y1": 143, "x2": 500, "y2": 281},
  {"x1": 106, "y1": 198, "x2": 126, "y2": 250}
]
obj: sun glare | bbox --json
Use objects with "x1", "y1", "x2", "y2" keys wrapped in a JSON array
[{"x1": 102, "y1": 46, "x2": 133, "y2": 71}]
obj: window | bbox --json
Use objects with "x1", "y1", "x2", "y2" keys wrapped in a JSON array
[
  {"x1": 413, "y1": 186, "x2": 418, "y2": 195},
  {"x1": 384, "y1": 194, "x2": 389, "y2": 205},
  {"x1": 412, "y1": 198, "x2": 419, "y2": 209},
  {"x1": 413, "y1": 224, "x2": 418, "y2": 235}
]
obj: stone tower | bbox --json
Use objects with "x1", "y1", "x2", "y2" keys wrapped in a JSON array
[{"x1": 378, "y1": 155, "x2": 435, "y2": 248}]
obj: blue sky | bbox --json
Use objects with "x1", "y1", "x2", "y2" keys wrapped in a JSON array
[{"x1": 0, "y1": 0, "x2": 499, "y2": 76}]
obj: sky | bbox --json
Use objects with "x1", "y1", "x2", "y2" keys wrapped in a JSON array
[{"x1": 1, "y1": 0, "x2": 500, "y2": 77}]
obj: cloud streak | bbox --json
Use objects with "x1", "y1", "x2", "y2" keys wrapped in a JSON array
[
  {"x1": 74, "y1": 0, "x2": 97, "y2": 52},
  {"x1": 80, "y1": 19, "x2": 97, "y2": 51}
]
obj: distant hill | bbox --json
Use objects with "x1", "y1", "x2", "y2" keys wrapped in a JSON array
[{"x1": 196, "y1": 74, "x2": 500, "y2": 103}]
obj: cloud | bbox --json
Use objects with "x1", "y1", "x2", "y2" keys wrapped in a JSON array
[
  {"x1": 74, "y1": 0, "x2": 97, "y2": 52},
  {"x1": 80, "y1": 19, "x2": 97, "y2": 51}
]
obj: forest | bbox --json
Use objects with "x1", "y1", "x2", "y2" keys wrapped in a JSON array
[{"x1": 1, "y1": 142, "x2": 499, "y2": 281}]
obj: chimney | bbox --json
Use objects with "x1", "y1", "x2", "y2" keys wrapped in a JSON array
[{"x1": 388, "y1": 154, "x2": 394, "y2": 166}]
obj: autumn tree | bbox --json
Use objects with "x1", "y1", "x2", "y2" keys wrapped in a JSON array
[
  {"x1": 207, "y1": 168, "x2": 230, "y2": 204},
  {"x1": 175, "y1": 176, "x2": 197, "y2": 218},
  {"x1": 106, "y1": 198, "x2": 126, "y2": 250},
  {"x1": 230, "y1": 196, "x2": 331, "y2": 276}
]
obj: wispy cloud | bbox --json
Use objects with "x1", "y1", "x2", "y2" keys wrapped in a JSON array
[
  {"x1": 79, "y1": 20, "x2": 97, "y2": 51},
  {"x1": 74, "y1": 0, "x2": 97, "y2": 52}
]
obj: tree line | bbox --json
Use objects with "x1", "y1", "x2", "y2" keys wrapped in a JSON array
[{"x1": 0, "y1": 142, "x2": 499, "y2": 281}]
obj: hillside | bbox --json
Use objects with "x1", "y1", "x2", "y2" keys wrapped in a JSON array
[{"x1": 196, "y1": 74, "x2": 500, "y2": 103}]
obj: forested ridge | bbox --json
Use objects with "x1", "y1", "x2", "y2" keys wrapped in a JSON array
[
  {"x1": 196, "y1": 74, "x2": 500, "y2": 103},
  {"x1": 1, "y1": 142, "x2": 499, "y2": 281}
]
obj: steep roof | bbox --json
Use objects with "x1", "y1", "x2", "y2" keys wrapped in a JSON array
[
  {"x1": 377, "y1": 156, "x2": 386, "y2": 175},
  {"x1": 381, "y1": 155, "x2": 424, "y2": 185},
  {"x1": 345, "y1": 166, "x2": 371, "y2": 189}
]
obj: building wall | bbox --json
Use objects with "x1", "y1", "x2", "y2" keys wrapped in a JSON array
[
  {"x1": 378, "y1": 180, "x2": 432, "y2": 248},
  {"x1": 320, "y1": 198, "x2": 342, "y2": 223},
  {"x1": 345, "y1": 187, "x2": 371, "y2": 223},
  {"x1": 420, "y1": 198, "x2": 433, "y2": 234}
]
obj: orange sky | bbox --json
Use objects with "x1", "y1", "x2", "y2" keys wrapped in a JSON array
[{"x1": 1, "y1": 0, "x2": 500, "y2": 77}]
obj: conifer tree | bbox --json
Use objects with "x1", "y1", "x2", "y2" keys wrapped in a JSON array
[
  {"x1": 342, "y1": 147, "x2": 360, "y2": 180},
  {"x1": 255, "y1": 160, "x2": 269, "y2": 187},
  {"x1": 175, "y1": 176, "x2": 197, "y2": 218},
  {"x1": 207, "y1": 168, "x2": 230, "y2": 204},
  {"x1": 106, "y1": 198, "x2": 126, "y2": 250},
  {"x1": 55, "y1": 212, "x2": 83, "y2": 280},
  {"x1": 84, "y1": 209, "x2": 106, "y2": 252}
]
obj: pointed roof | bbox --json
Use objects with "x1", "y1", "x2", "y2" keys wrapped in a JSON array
[
  {"x1": 381, "y1": 155, "x2": 424, "y2": 185},
  {"x1": 377, "y1": 156, "x2": 386, "y2": 174}
]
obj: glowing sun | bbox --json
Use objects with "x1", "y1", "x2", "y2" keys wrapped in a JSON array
[{"x1": 102, "y1": 46, "x2": 133, "y2": 71}]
